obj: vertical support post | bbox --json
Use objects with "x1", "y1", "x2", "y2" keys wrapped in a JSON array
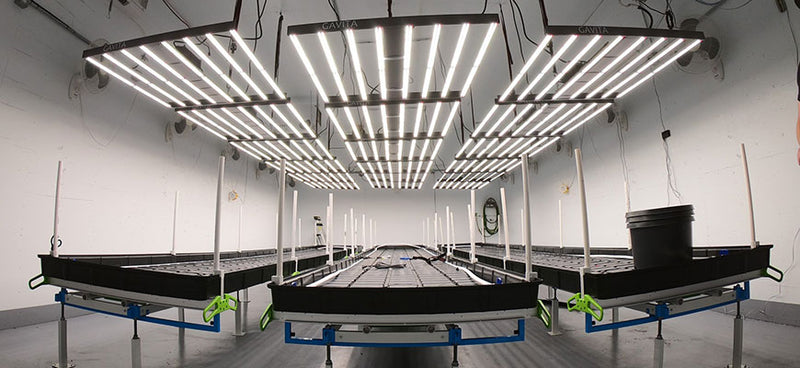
[
  {"x1": 374, "y1": 220, "x2": 377, "y2": 248},
  {"x1": 740, "y1": 144, "x2": 757, "y2": 249},
  {"x1": 131, "y1": 320, "x2": 142, "y2": 368},
  {"x1": 426, "y1": 217, "x2": 431, "y2": 248},
  {"x1": 438, "y1": 215, "x2": 444, "y2": 252},
  {"x1": 500, "y1": 188, "x2": 510, "y2": 260},
  {"x1": 624, "y1": 181, "x2": 632, "y2": 250},
  {"x1": 521, "y1": 155, "x2": 532, "y2": 281},
  {"x1": 450, "y1": 212, "x2": 456, "y2": 255},
  {"x1": 57, "y1": 300, "x2": 69, "y2": 368},
  {"x1": 233, "y1": 290, "x2": 244, "y2": 336},
  {"x1": 467, "y1": 204, "x2": 477, "y2": 263},
  {"x1": 575, "y1": 149, "x2": 591, "y2": 269},
  {"x1": 343, "y1": 214, "x2": 348, "y2": 256},
  {"x1": 731, "y1": 301, "x2": 744, "y2": 368},
  {"x1": 558, "y1": 199, "x2": 564, "y2": 249},
  {"x1": 369, "y1": 219, "x2": 374, "y2": 250},
  {"x1": 298, "y1": 218, "x2": 302, "y2": 249},
  {"x1": 326, "y1": 205, "x2": 333, "y2": 265},
  {"x1": 653, "y1": 319, "x2": 664, "y2": 368},
  {"x1": 177, "y1": 307, "x2": 185, "y2": 360},
  {"x1": 52, "y1": 161, "x2": 63, "y2": 258},
  {"x1": 549, "y1": 286, "x2": 561, "y2": 336},
  {"x1": 291, "y1": 190, "x2": 298, "y2": 260},
  {"x1": 612, "y1": 307, "x2": 620, "y2": 339},
  {"x1": 446, "y1": 206, "x2": 452, "y2": 256},
  {"x1": 237, "y1": 206, "x2": 243, "y2": 253},
  {"x1": 172, "y1": 191, "x2": 179, "y2": 255},
  {"x1": 362, "y1": 214, "x2": 366, "y2": 251},
  {"x1": 350, "y1": 208, "x2": 355, "y2": 255},
  {"x1": 213, "y1": 156, "x2": 225, "y2": 273},
  {"x1": 242, "y1": 288, "x2": 249, "y2": 333},
  {"x1": 434, "y1": 212, "x2": 439, "y2": 248},
  {"x1": 274, "y1": 159, "x2": 286, "y2": 285}
]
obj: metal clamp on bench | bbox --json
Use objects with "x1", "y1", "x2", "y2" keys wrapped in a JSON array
[
  {"x1": 260, "y1": 303, "x2": 274, "y2": 331},
  {"x1": 203, "y1": 294, "x2": 238, "y2": 323}
]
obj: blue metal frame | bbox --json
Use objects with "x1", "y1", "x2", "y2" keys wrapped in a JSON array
[
  {"x1": 284, "y1": 319, "x2": 526, "y2": 348},
  {"x1": 584, "y1": 282, "x2": 750, "y2": 333},
  {"x1": 55, "y1": 289, "x2": 221, "y2": 332}
]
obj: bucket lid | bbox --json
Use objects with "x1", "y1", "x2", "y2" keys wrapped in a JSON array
[
  {"x1": 626, "y1": 205, "x2": 694, "y2": 219},
  {"x1": 627, "y1": 216, "x2": 695, "y2": 229},
  {"x1": 626, "y1": 212, "x2": 696, "y2": 224}
]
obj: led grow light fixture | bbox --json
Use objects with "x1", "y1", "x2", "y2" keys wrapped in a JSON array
[
  {"x1": 288, "y1": 14, "x2": 499, "y2": 189},
  {"x1": 82, "y1": 0, "x2": 358, "y2": 190},
  {"x1": 435, "y1": 0, "x2": 704, "y2": 190}
]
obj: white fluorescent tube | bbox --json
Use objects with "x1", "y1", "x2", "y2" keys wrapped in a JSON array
[
  {"x1": 616, "y1": 39, "x2": 702, "y2": 98},
  {"x1": 120, "y1": 49, "x2": 200, "y2": 105},
  {"x1": 182, "y1": 37, "x2": 249, "y2": 101},
  {"x1": 230, "y1": 30, "x2": 284, "y2": 98},
  {"x1": 191, "y1": 110, "x2": 235, "y2": 137},
  {"x1": 318, "y1": 32, "x2": 349, "y2": 101},
  {"x1": 603, "y1": 38, "x2": 684, "y2": 98},
  {"x1": 553, "y1": 36, "x2": 623, "y2": 100},
  {"x1": 402, "y1": 25, "x2": 413, "y2": 99},
  {"x1": 85, "y1": 57, "x2": 171, "y2": 108},
  {"x1": 205, "y1": 33, "x2": 267, "y2": 99},
  {"x1": 103, "y1": 54, "x2": 184, "y2": 106},
  {"x1": 587, "y1": 37, "x2": 665, "y2": 99},
  {"x1": 440, "y1": 23, "x2": 470, "y2": 96},
  {"x1": 515, "y1": 104, "x2": 564, "y2": 135},
  {"x1": 345, "y1": 29, "x2": 369, "y2": 100},
  {"x1": 517, "y1": 35, "x2": 578, "y2": 100},
  {"x1": 536, "y1": 35, "x2": 601, "y2": 100},
  {"x1": 380, "y1": 104, "x2": 390, "y2": 159},
  {"x1": 375, "y1": 27, "x2": 388, "y2": 99},
  {"x1": 529, "y1": 104, "x2": 582, "y2": 134},
  {"x1": 546, "y1": 104, "x2": 595, "y2": 134},
  {"x1": 499, "y1": 34, "x2": 553, "y2": 101},
  {"x1": 290, "y1": 34, "x2": 329, "y2": 103},
  {"x1": 571, "y1": 36, "x2": 646, "y2": 99},
  {"x1": 421, "y1": 24, "x2": 442, "y2": 98},
  {"x1": 177, "y1": 111, "x2": 227, "y2": 140},
  {"x1": 563, "y1": 103, "x2": 614, "y2": 135},
  {"x1": 460, "y1": 22, "x2": 498, "y2": 96},
  {"x1": 498, "y1": 104, "x2": 536, "y2": 135}
]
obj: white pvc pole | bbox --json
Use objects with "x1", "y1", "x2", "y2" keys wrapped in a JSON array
[
  {"x1": 275, "y1": 159, "x2": 286, "y2": 284},
  {"x1": 343, "y1": 213, "x2": 348, "y2": 255},
  {"x1": 468, "y1": 204, "x2": 477, "y2": 263},
  {"x1": 438, "y1": 216, "x2": 444, "y2": 252},
  {"x1": 326, "y1": 205, "x2": 333, "y2": 265},
  {"x1": 559, "y1": 199, "x2": 564, "y2": 249},
  {"x1": 171, "y1": 191, "x2": 179, "y2": 256},
  {"x1": 237, "y1": 205, "x2": 242, "y2": 253},
  {"x1": 449, "y1": 212, "x2": 456, "y2": 255},
  {"x1": 298, "y1": 218, "x2": 302, "y2": 249},
  {"x1": 291, "y1": 190, "x2": 298, "y2": 260},
  {"x1": 575, "y1": 149, "x2": 591, "y2": 269},
  {"x1": 369, "y1": 219, "x2": 374, "y2": 249},
  {"x1": 740, "y1": 144, "x2": 757, "y2": 249},
  {"x1": 500, "y1": 188, "x2": 510, "y2": 260},
  {"x1": 445, "y1": 206, "x2": 451, "y2": 256},
  {"x1": 213, "y1": 156, "x2": 225, "y2": 273},
  {"x1": 51, "y1": 161, "x2": 63, "y2": 257},
  {"x1": 373, "y1": 220, "x2": 377, "y2": 248},
  {"x1": 521, "y1": 155, "x2": 532, "y2": 281},
  {"x1": 426, "y1": 217, "x2": 430, "y2": 248},
  {"x1": 362, "y1": 214, "x2": 366, "y2": 251},
  {"x1": 624, "y1": 181, "x2": 631, "y2": 250},
  {"x1": 434, "y1": 212, "x2": 439, "y2": 248},
  {"x1": 350, "y1": 208, "x2": 355, "y2": 254}
]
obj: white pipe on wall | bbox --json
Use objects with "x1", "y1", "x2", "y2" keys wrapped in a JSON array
[
  {"x1": 624, "y1": 181, "x2": 631, "y2": 250},
  {"x1": 326, "y1": 204, "x2": 333, "y2": 265},
  {"x1": 350, "y1": 208, "x2": 355, "y2": 255},
  {"x1": 449, "y1": 211, "x2": 455, "y2": 255},
  {"x1": 237, "y1": 205, "x2": 242, "y2": 253},
  {"x1": 434, "y1": 212, "x2": 439, "y2": 248},
  {"x1": 343, "y1": 213, "x2": 348, "y2": 256},
  {"x1": 51, "y1": 161, "x2": 63, "y2": 257},
  {"x1": 213, "y1": 156, "x2": 225, "y2": 273},
  {"x1": 521, "y1": 155, "x2": 532, "y2": 281},
  {"x1": 468, "y1": 203, "x2": 476, "y2": 263},
  {"x1": 291, "y1": 190, "x2": 298, "y2": 260},
  {"x1": 740, "y1": 144, "x2": 757, "y2": 249},
  {"x1": 445, "y1": 206, "x2": 451, "y2": 256},
  {"x1": 275, "y1": 159, "x2": 286, "y2": 284},
  {"x1": 171, "y1": 190, "x2": 179, "y2": 256},
  {"x1": 500, "y1": 188, "x2": 510, "y2": 260},
  {"x1": 575, "y1": 149, "x2": 591, "y2": 269},
  {"x1": 558, "y1": 199, "x2": 564, "y2": 249}
]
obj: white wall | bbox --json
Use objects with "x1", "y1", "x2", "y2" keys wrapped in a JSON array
[
  {"x1": 0, "y1": 1, "x2": 283, "y2": 311},
  {"x1": 490, "y1": 4, "x2": 800, "y2": 305}
]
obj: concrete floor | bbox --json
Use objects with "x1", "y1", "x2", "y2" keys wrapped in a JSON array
[{"x1": 1, "y1": 286, "x2": 799, "y2": 368}]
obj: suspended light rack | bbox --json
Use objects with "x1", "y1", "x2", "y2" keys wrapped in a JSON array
[
  {"x1": 81, "y1": 0, "x2": 359, "y2": 190},
  {"x1": 435, "y1": 0, "x2": 704, "y2": 190},
  {"x1": 288, "y1": 14, "x2": 499, "y2": 189}
]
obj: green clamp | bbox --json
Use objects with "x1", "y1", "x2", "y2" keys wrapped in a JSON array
[
  {"x1": 259, "y1": 303, "x2": 274, "y2": 331},
  {"x1": 202, "y1": 294, "x2": 238, "y2": 323},
  {"x1": 762, "y1": 265, "x2": 784, "y2": 283},
  {"x1": 28, "y1": 274, "x2": 47, "y2": 290},
  {"x1": 567, "y1": 293, "x2": 604, "y2": 321},
  {"x1": 536, "y1": 300, "x2": 551, "y2": 329}
]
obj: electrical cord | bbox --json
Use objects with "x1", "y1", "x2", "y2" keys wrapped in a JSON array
[
  {"x1": 652, "y1": 78, "x2": 684, "y2": 204},
  {"x1": 509, "y1": 0, "x2": 566, "y2": 63}
]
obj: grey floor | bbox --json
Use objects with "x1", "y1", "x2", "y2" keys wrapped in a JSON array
[{"x1": 1, "y1": 287, "x2": 798, "y2": 368}]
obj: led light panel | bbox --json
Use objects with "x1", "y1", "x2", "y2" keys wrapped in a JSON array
[
  {"x1": 436, "y1": 23, "x2": 704, "y2": 190},
  {"x1": 83, "y1": 25, "x2": 359, "y2": 190},
  {"x1": 288, "y1": 14, "x2": 499, "y2": 189}
]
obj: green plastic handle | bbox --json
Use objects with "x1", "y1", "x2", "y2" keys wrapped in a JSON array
[
  {"x1": 260, "y1": 303, "x2": 274, "y2": 331},
  {"x1": 762, "y1": 265, "x2": 784, "y2": 283},
  {"x1": 202, "y1": 294, "x2": 239, "y2": 323},
  {"x1": 536, "y1": 300, "x2": 552, "y2": 329},
  {"x1": 28, "y1": 274, "x2": 47, "y2": 290},
  {"x1": 567, "y1": 293, "x2": 604, "y2": 321}
]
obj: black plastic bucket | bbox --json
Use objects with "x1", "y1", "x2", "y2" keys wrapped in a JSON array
[{"x1": 626, "y1": 205, "x2": 694, "y2": 269}]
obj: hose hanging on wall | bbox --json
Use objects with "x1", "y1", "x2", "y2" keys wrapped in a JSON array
[{"x1": 483, "y1": 197, "x2": 499, "y2": 236}]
